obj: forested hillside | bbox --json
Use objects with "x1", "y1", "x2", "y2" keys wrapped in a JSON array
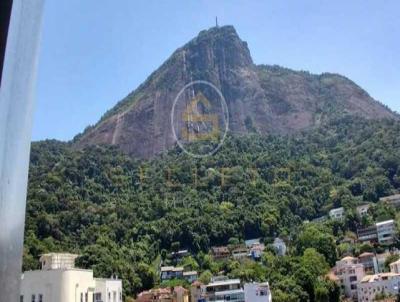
[{"x1": 25, "y1": 116, "x2": 400, "y2": 301}]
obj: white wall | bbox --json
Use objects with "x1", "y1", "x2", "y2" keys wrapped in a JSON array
[
  {"x1": 20, "y1": 269, "x2": 96, "y2": 302},
  {"x1": 94, "y1": 279, "x2": 122, "y2": 302}
]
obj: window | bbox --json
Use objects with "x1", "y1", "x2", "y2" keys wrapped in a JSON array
[
  {"x1": 94, "y1": 293, "x2": 102, "y2": 302},
  {"x1": 349, "y1": 276, "x2": 357, "y2": 282},
  {"x1": 39, "y1": 294, "x2": 43, "y2": 302},
  {"x1": 85, "y1": 293, "x2": 88, "y2": 302},
  {"x1": 80, "y1": 293, "x2": 83, "y2": 302},
  {"x1": 31, "y1": 295, "x2": 36, "y2": 302},
  {"x1": 20, "y1": 295, "x2": 24, "y2": 302}
]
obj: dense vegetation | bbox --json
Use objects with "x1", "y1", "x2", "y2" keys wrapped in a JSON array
[{"x1": 24, "y1": 116, "x2": 400, "y2": 301}]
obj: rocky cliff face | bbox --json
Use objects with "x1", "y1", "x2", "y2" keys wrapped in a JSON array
[{"x1": 74, "y1": 26, "x2": 397, "y2": 158}]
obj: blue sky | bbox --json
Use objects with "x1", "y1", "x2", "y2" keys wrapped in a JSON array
[{"x1": 33, "y1": 0, "x2": 400, "y2": 141}]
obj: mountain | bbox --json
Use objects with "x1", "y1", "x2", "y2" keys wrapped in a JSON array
[{"x1": 74, "y1": 25, "x2": 397, "y2": 158}]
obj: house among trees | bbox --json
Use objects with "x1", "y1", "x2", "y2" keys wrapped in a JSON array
[
  {"x1": 329, "y1": 207, "x2": 345, "y2": 220},
  {"x1": 356, "y1": 204, "x2": 371, "y2": 217},
  {"x1": 379, "y1": 194, "x2": 400, "y2": 208},
  {"x1": 160, "y1": 266, "x2": 184, "y2": 281},
  {"x1": 272, "y1": 238, "x2": 287, "y2": 256},
  {"x1": 211, "y1": 246, "x2": 230, "y2": 260}
]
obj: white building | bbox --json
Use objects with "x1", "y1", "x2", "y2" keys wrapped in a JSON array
[
  {"x1": 205, "y1": 277, "x2": 244, "y2": 302},
  {"x1": 272, "y1": 238, "x2": 287, "y2": 256},
  {"x1": 376, "y1": 220, "x2": 396, "y2": 245},
  {"x1": 329, "y1": 207, "x2": 345, "y2": 220},
  {"x1": 20, "y1": 253, "x2": 122, "y2": 302},
  {"x1": 94, "y1": 278, "x2": 122, "y2": 302},
  {"x1": 333, "y1": 256, "x2": 365, "y2": 300},
  {"x1": 244, "y1": 282, "x2": 272, "y2": 302},
  {"x1": 357, "y1": 273, "x2": 400, "y2": 302}
]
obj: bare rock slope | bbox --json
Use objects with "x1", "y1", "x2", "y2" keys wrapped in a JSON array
[{"x1": 74, "y1": 26, "x2": 397, "y2": 158}]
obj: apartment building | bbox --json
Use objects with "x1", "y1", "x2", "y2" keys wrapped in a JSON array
[
  {"x1": 357, "y1": 273, "x2": 400, "y2": 302},
  {"x1": 20, "y1": 253, "x2": 122, "y2": 302},
  {"x1": 205, "y1": 277, "x2": 244, "y2": 302},
  {"x1": 376, "y1": 220, "x2": 396, "y2": 245},
  {"x1": 358, "y1": 252, "x2": 378, "y2": 274},
  {"x1": 357, "y1": 225, "x2": 378, "y2": 243},
  {"x1": 333, "y1": 256, "x2": 365, "y2": 300}
]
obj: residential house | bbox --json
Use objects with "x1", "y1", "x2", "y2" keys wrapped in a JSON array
[
  {"x1": 376, "y1": 220, "x2": 396, "y2": 245},
  {"x1": 357, "y1": 225, "x2": 378, "y2": 243},
  {"x1": 358, "y1": 252, "x2": 378, "y2": 274},
  {"x1": 357, "y1": 273, "x2": 400, "y2": 302},
  {"x1": 356, "y1": 204, "x2": 371, "y2": 217},
  {"x1": 250, "y1": 243, "x2": 265, "y2": 260},
  {"x1": 272, "y1": 238, "x2": 287, "y2": 256},
  {"x1": 211, "y1": 246, "x2": 230, "y2": 260},
  {"x1": 380, "y1": 194, "x2": 400, "y2": 208},
  {"x1": 332, "y1": 256, "x2": 365, "y2": 300},
  {"x1": 245, "y1": 238, "x2": 261, "y2": 248},
  {"x1": 183, "y1": 271, "x2": 198, "y2": 283},
  {"x1": 160, "y1": 267, "x2": 184, "y2": 281},
  {"x1": 329, "y1": 207, "x2": 345, "y2": 220},
  {"x1": 136, "y1": 288, "x2": 172, "y2": 302},
  {"x1": 231, "y1": 246, "x2": 249, "y2": 260},
  {"x1": 20, "y1": 253, "x2": 122, "y2": 302},
  {"x1": 244, "y1": 282, "x2": 272, "y2": 302}
]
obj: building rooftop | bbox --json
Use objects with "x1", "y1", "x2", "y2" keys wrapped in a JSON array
[
  {"x1": 160, "y1": 266, "x2": 184, "y2": 272},
  {"x1": 341, "y1": 256, "x2": 357, "y2": 261},
  {"x1": 376, "y1": 219, "x2": 394, "y2": 226},
  {"x1": 380, "y1": 194, "x2": 400, "y2": 201},
  {"x1": 207, "y1": 279, "x2": 241, "y2": 288},
  {"x1": 359, "y1": 252, "x2": 375, "y2": 258},
  {"x1": 245, "y1": 238, "x2": 261, "y2": 247},
  {"x1": 361, "y1": 273, "x2": 400, "y2": 283}
]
